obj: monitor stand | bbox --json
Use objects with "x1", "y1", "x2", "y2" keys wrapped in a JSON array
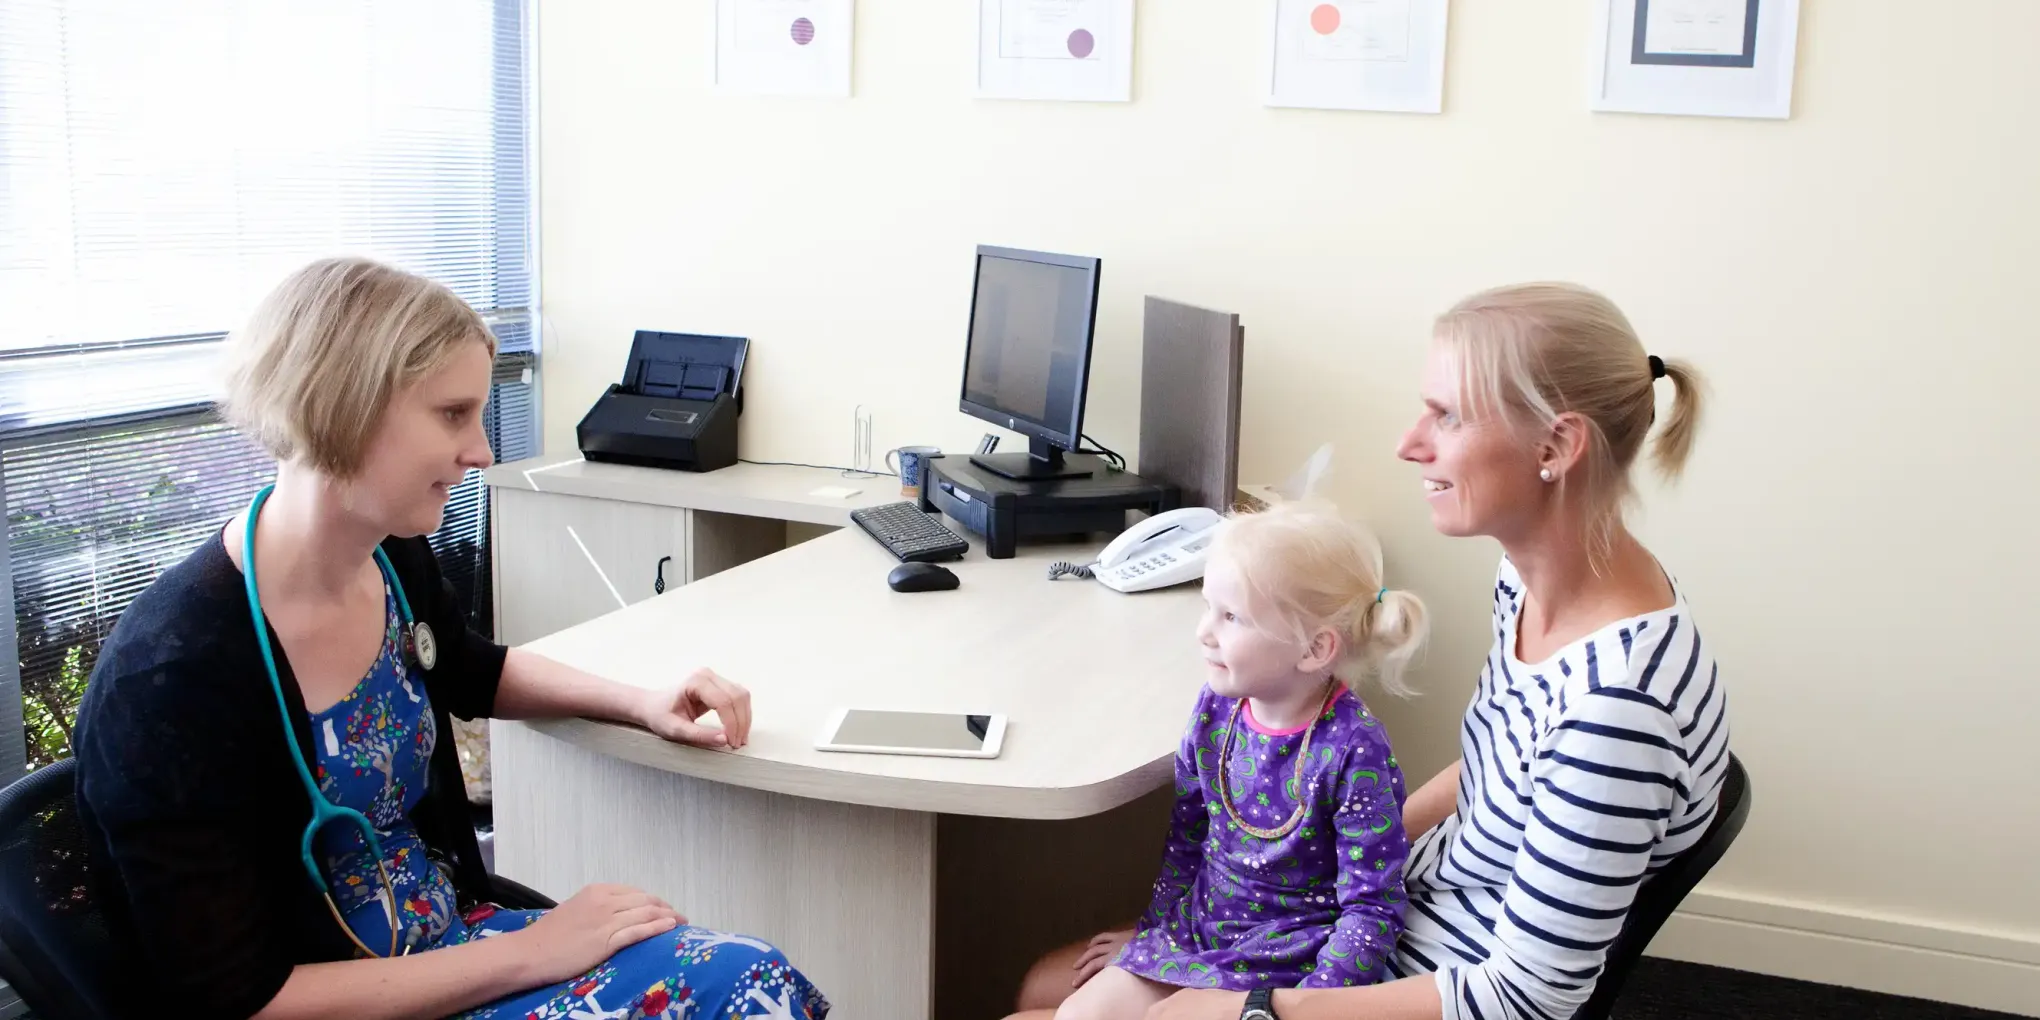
[{"x1": 968, "y1": 438, "x2": 1095, "y2": 481}]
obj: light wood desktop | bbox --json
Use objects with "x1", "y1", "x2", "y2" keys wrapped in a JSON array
[{"x1": 482, "y1": 456, "x2": 1212, "y2": 1020}]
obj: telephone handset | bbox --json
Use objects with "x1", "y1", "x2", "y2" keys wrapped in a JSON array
[{"x1": 1086, "y1": 506, "x2": 1224, "y2": 593}]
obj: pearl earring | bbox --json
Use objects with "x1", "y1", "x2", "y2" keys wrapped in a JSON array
[{"x1": 1539, "y1": 468, "x2": 1555, "y2": 482}]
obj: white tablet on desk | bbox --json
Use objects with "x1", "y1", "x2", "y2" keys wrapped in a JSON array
[{"x1": 815, "y1": 708, "x2": 1007, "y2": 759}]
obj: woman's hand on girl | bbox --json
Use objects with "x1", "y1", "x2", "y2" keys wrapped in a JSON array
[
  {"x1": 635, "y1": 667, "x2": 753, "y2": 749},
  {"x1": 1071, "y1": 928, "x2": 1135, "y2": 987}
]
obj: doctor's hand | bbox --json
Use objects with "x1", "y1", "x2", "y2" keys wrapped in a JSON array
[
  {"x1": 635, "y1": 667, "x2": 752, "y2": 750},
  {"x1": 513, "y1": 883, "x2": 684, "y2": 986}
]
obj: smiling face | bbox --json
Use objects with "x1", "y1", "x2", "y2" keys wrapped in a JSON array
[
  {"x1": 1395, "y1": 342, "x2": 1550, "y2": 541},
  {"x1": 341, "y1": 340, "x2": 495, "y2": 537},
  {"x1": 1194, "y1": 549, "x2": 1336, "y2": 702}
]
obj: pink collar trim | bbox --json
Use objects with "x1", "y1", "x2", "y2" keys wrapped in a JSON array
[{"x1": 1242, "y1": 690, "x2": 1342, "y2": 736}]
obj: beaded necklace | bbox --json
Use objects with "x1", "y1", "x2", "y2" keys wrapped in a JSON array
[{"x1": 1214, "y1": 679, "x2": 1340, "y2": 840}]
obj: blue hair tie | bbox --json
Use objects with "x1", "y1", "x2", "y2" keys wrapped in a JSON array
[{"x1": 1376, "y1": 587, "x2": 1388, "y2": 604}]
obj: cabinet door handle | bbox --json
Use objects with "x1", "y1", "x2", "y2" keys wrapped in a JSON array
[{"x1": 655, "y1": 555, "x2": 672, "y2": 595}]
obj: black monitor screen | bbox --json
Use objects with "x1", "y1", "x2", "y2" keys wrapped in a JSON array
[{"x1": 962, "y1": 251, "x2": 1097, "y2": 443}]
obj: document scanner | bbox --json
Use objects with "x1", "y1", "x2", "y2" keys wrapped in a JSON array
[{"x1": 576, "y1": 330, "x2": 747, "y2": 473}]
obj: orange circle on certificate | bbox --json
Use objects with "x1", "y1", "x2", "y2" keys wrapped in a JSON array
[{"x1": 1309, "y1": 3, "x2": 1341, "y2": 35}]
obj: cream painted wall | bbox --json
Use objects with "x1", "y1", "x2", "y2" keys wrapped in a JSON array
[{"x1": 533, "y1": 0, "x2": 2040, "y2": 1011}]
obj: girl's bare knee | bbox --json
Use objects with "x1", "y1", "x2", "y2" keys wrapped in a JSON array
[
  {"x1": 1054, "y1": 967, "x2": 1165, "y2": 1020},
  {"x1": 1015, "y1": 941, "x2": 1087, "y2": 1012}
]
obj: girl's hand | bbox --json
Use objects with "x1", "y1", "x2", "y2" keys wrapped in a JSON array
[
  {"x1": 512, "y1": 883, "x2": 683, "y2": 986},
  {"x1": 1072, "y1": 928, "x2": 1135, "y2": 987},
  {"x1": 635, "y1": 667, "x2": 752, "y2": 749}
]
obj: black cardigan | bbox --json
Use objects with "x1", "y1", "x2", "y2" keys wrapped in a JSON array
[{"x1": 70, "y1": 530, "x2": 508, "y2": 1020}]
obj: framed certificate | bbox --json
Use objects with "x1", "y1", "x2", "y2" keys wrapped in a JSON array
[
  {"x1": 1590, "y1": 0, "x2": 1799, "y2": 119},
  {"x1": 714, "y1": 0, "x2": 855, "y2": 98},
  {"x1": 975, "y1": 0, "x2": 1136, "y2": 103},
  {"x1": 1264, "y1": 0, "x2": 1453, "y2": 114},
  {"x1": 1632, "y1": 0, "x2": 1758, "y2": 67}
]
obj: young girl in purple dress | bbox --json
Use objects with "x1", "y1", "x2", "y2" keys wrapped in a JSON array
[{"x1": 1045, "y1": 500, "x2": 1429, "y2": 1020}]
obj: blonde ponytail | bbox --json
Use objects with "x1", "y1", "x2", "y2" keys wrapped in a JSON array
[
  {"x1": 1434, "y1": 282, "x2": 1709, "y2": 567},
  {"x1": 1208, "y1": 500, "x2": 1431, "y2": 700},
  {"x1": 1651, "y1": 357, "x2": 1706, "y2": 482},
  {"x1": 1366, "y1": 588, "x2": 1429, "y2": 699}
]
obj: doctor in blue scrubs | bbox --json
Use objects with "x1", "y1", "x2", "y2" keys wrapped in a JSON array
[{"x1": 70, "y1": 256, "x2": 831, "y2": 1020}]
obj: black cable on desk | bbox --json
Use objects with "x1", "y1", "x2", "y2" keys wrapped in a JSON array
[{"x1": 1076, "y1": 434, "x2": 1125, "y2": 472}]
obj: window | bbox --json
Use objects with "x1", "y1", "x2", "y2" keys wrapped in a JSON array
[
  {"x1": 4, "y1": 417, "x2": 276, "y2": 771},
  {"x1": 0, "y1": 0, "x2": 537, "y2": 781},
  {"x1": 0, "y1": 0, "x2": 534, "y2": 353}
]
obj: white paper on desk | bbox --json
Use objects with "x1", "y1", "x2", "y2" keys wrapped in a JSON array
[
  {"x1": 1642, "y1": 0, "x2": 1749, "y2": 57},
  {"x1": 1274, "y1": 442, "x2": 1335, "y2": 501}
]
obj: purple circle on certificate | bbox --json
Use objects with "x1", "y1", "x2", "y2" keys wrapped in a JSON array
[
  {"x1": 1067, "y1": 28, "x2": 1095, "y2": 59},
  {"x1": 790, "y1": 17, "x2": 815, "y2": 45}
]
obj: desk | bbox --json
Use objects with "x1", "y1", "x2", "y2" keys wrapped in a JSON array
[{"x1": 482, "y1": 457, "x2": 1210, "y2": 1020}]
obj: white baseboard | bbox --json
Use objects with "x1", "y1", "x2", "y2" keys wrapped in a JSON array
[{"x1": 1650, "y1": 888, "x2": 2040, "y2": 1017}]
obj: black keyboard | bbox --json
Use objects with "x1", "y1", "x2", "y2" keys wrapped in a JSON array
[{"x1": 850, "y1": 502, "x2": 968, "y2": 562}]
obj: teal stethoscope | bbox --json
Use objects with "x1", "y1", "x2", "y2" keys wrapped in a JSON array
[{"x1": 240, "y1": 484, "x2": 439, "y2": 958}]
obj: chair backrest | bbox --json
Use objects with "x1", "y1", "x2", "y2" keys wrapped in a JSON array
[
  {"x1": 1571, "y1": 752, "x2": 1752, "y2": 1020},
  {"x1": 0, "y1": 757, "x2": 125, "y2": 1020}
]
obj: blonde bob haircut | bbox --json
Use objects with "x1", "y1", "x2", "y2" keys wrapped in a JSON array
[
  {"x1": 1207, "y1": 499, "x2": 1429, "y2": 699},
  {"x1": 1433, "y1": 282, "x2": 1705, "y2": 566},
  {"x1": 221, "y1": 256, "x2": 497, "y2": 477}
]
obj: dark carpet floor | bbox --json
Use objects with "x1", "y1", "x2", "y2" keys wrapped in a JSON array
[
  {"x1": 1615, "y1": 958, "x2": 2027, "y2": 1019},
  {"x1": 20, "y1": 957, "x2": 2030, "y2": 1020}
]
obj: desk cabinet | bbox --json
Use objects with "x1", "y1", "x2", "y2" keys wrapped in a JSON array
[
  {"x1": 491, "y1": 486, "x2": 787, "y2": 647},
  {"x1": 465, "y1": 487, "x2": 787, "y2": 804}
]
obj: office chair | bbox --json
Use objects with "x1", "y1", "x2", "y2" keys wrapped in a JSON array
[
  {"x1": 1571, "y1": 751, "x2": 1753, "y2": 1020},
  {"x1": 0, "y1": 758, "x2": 554, "y2": 1020},
  {"x1": 0, "y1": 757, "x2": 120, "y2": 1020}
]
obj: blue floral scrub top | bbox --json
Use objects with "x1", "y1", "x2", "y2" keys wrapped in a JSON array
[{"x1": 309, "y1": 582, "x2": 831, "y2": 1019}]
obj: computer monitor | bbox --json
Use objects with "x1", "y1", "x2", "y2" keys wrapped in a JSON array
[{"x1": 958, "y1": 245, "x2": 1101, "y2": 481}]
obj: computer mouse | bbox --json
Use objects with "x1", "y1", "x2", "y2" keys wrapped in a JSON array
[{"x1": 888, "y1": 561, "x2": 959, "y2": 593}]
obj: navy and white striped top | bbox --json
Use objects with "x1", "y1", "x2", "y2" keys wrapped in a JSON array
[{"x1": 1388, "y1": 557, "x2": 1731, "y2": 1020}]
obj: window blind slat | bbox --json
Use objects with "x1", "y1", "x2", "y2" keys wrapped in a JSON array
[
  {"x1": 7, "y1": 417, "x2": 274, "y2": 771},
  {"x1": 0, "y1": 0, "x2": 533, "y2": 358}
]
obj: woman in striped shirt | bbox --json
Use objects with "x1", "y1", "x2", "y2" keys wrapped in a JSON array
[{"x1": 1138, "y1": 282, "x2": 1731, "y2": 1020}]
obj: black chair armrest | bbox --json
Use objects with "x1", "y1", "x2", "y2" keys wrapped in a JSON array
[{"x1": 485, "y1": 874, "x2": 557, "y2": 911}]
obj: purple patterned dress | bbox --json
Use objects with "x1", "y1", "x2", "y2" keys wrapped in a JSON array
[{"x1": 1112, "y1": 685, "x2": 1410, "y2": 990}]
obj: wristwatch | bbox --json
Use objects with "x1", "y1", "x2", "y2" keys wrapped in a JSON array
[{"x1": 1241, "y1": 989, "x2": 1279, "y2": 1020}]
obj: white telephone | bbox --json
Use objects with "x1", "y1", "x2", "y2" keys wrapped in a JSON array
[{"x1": 1085, "y1": 506, "x2": 1224, "y2": 593}]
